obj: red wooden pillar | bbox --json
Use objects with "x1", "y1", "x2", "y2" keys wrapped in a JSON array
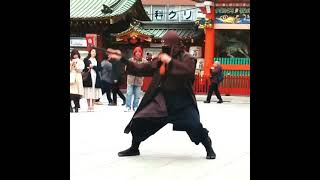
[{"x1": 197, "y1": 1, "x2": 215, "y2": 78}]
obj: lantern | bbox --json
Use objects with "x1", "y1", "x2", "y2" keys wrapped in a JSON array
[{"x1": 129, "y1": 36, "x2": 138, "y2": 44}]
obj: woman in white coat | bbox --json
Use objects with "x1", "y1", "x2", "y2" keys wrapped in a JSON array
[{"x1": 70, "y1": 49, "x2": 84, "y2": 113}]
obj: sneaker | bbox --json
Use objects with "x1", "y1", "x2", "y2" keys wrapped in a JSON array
[{"x1": 124, "y1": 107, "x2": 131, "y2": 112}]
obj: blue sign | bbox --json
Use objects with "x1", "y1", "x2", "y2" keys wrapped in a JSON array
[{"x1": 215, "y1": 7, "x2": 250, "y2": 24}]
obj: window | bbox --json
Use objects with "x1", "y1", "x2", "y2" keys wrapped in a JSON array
[{"x1": 215, "y1": 30, "x2": 250, "y2": 58}]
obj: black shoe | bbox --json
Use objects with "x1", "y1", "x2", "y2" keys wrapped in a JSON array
[
  {"x1": 206, "y1": 154, "x2": 216, "y2": 159},
  {"x1": 118, "y1": 147, "x2": 140, "y2": 157},
  {"x1": 202, "y1": 136, "x2": 216, "y2": 160},
  {"x1": 121, "y1": 100, "x2": 126, "y2": 106},
  {"x1": 206, "y1": 150, "x2": 216, "y2": 159},
  {"x1": 108, "y1": 102, "x2": 117, "y2": 106},
  {"x1": 75, "y1": 107, "x2": 79, "y2": 113},
  {"x1": 217, "y1": 100, "x2": 223, "y2": 104},
  {"x1": 203, "y1": 100, "x2": 210, "y2": 103}
]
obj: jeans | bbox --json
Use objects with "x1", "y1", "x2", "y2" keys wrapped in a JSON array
[{"x1": 126, "y1": 85, "x2": 142, "y2": 110}]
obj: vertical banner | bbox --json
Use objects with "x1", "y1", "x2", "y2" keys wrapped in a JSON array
[{"x1": 85, "y1": 34, "x2": 97, "y2": 51}]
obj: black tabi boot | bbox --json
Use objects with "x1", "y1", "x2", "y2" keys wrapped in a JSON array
[
  {"x1": 201, "y1": 136, "x2": 216, "y2": 159},
  {"x1": 118, "y1": 140, "x2": 141, "y2": 157}
]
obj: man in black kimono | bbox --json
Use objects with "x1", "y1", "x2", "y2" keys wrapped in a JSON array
[{"x1": 107, "y1": 31, "x2": 216, "y2": 159}]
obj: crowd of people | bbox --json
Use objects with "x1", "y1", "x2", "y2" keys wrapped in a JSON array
[
  {"x1": 70, "y1": 40, "x2": 224, "y2": 114},
  {"x1": 70, "y1": 47, "x2": 147, "y2": 113}
]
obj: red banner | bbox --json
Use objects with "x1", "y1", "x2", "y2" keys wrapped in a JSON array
[{"x1": 85, "y1": 34, "x2": 97, "y2": 51}]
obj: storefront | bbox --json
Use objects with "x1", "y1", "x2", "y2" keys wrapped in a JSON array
[
  {"x1": 215, "y1": 6, "x2": 250, "y2": 58},
  {"x1": 193, "y1": 0, "x2": 250, "y2": 95}
]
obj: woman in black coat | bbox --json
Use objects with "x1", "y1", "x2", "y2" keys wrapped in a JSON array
[{"x1": 82, "y1": 48, "x2": 102, "y2": 112}]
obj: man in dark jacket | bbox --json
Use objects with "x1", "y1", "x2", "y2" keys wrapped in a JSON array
[
  {"x1": 100, "y1": 53, "x2": 114, "y2": 105},
  {"x1": 204, "y1": 61, "x2": 223, "y2": 103},
  {"x1": 107, "y1": 31, "x2": 216, "y2": 160},
  {"x1": 110, "y1": 59, "x2": 126, "y2": 106}
]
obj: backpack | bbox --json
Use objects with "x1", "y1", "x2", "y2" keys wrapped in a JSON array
[{"x1": 218, "y1": 71, "x2": 224, "y2": 83}]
